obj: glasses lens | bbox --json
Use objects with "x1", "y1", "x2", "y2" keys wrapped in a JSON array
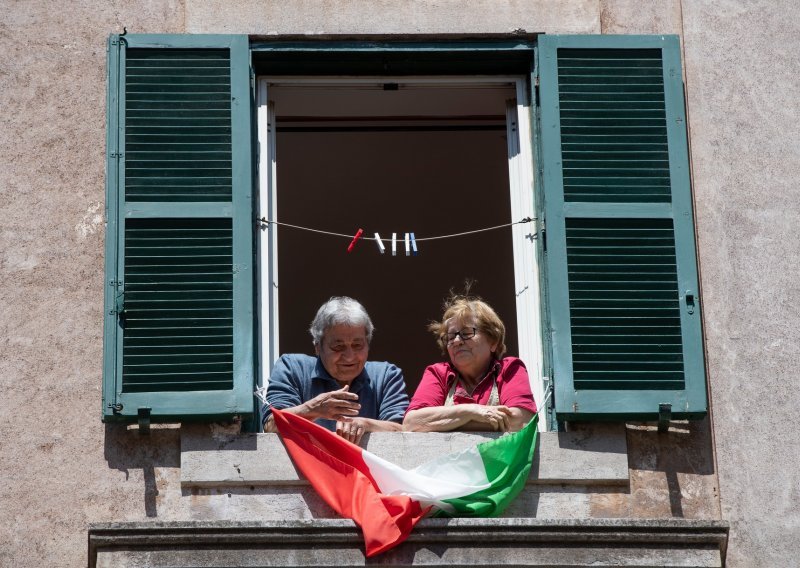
[
  {"x1": 460, "y1": 328, "x2": 476, "y2": 340},
  {"x1": 444, "y1": 328, "x2": 477, "y2": 344}
]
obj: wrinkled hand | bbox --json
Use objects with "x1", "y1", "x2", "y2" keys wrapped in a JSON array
[
  {"x1": 336, "y1": 417, "x2": 367, "y2": 445},
  {"x1": 471, "y1": 405, "x2": 513, "y2": 432},
  {"x1": 304, "y1": 385, "x2": 360, "y2": 421}
]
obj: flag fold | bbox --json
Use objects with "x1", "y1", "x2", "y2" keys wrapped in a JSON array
[{"x1": 271, "y1": 408, "x2": 538, "y2": 557}]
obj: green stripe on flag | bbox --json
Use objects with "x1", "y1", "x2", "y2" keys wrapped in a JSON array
[{"x1": 435, "y1": 414, "x2": 539, "y2": 517}]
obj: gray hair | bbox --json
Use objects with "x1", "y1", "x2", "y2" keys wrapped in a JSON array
[{"x1": 309, "y1": 296, "x2": 374, "y2": 345}]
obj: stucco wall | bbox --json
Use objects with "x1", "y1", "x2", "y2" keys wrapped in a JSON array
[
  {"x1": 679, "y1": 1, "x2": 800, "y2": 566},
  {"x1": 0, "y1": 2, "x2": 186, "y2": 566},
  {"x1": 0, "y1": 1, "x2": 797, "y2": 566}
]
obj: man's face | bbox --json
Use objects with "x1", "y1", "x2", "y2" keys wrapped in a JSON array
[{"x1": 315, "y1": 324, "x2": 369, "y2": 385}]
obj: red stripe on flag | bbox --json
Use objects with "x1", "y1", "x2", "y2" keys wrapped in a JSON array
[{"x1": 272, "y1": 408, "x2": 427, "y2": 557}]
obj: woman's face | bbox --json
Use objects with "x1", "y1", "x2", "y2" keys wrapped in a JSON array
[{"x1": 444, "y1": 316, "x2": 498, "y2": 380}]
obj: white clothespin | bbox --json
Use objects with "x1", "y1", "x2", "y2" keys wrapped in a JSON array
[
  {"x1": 254, "y1": 385, "x2": 269, "y2": 405},
  {"x1": 410, "y1": 232, "x2": 418, "y2": 256},
  {"x1": 404, "y1": 233, "x2": 410, "y2": 256},
  {"x1": 391, "y1": 233, "x2": 397, "y2": 256},
  {"x1": 374, "y1": 232, "x2": 385, "y2": 254}
]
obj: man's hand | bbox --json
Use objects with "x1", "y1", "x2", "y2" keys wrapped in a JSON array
[
  {"x1": 303, "y1": 385, "x2": 360, "y2": 421},
  {"x1": 336, "y1": 417, "x2": 368, "y2": 444}
]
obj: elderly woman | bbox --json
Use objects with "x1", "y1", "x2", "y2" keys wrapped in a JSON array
[
  {"x1": 403, "y1": 295, "x2": 537, "y2": 432},
  {"x1": 262, "y1": 296, "x2": 409, "y2": 444}
]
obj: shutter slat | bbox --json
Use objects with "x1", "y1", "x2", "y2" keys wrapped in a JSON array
[
  {"x1": 125, "y1": 48, "x2": 233, "y2": 202},
  {"x1": 557, "y1": 46, "x2": 670, "y2": 204},
  {"x1": 566, "y1": 217, "x2": 686, "y2": 392},
  {"x1": 122, "y1": 218, "x2": 234, "y2": 395}
]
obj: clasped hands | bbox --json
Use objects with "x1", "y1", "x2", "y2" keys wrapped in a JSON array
[{"x1": 464, "y1": 403, "x2": 514, "y2": 432}]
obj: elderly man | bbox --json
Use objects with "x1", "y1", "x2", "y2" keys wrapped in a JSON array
[{"x1": 261, "y1": 296, "x2": 409, "y2": 444}]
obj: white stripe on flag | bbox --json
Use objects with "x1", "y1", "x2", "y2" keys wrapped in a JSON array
[{"x1": 362, "y1": 444, "x2": 491, "y2": 512}]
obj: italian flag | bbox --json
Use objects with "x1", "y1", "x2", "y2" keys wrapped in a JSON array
[{"x1": 271, "y1": 408, "x2": 538, "y2": 557}]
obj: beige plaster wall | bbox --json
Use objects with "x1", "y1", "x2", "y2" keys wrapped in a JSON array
[
  {"x1": 184, "y1": 0, "x2": 600, "y2": 35},
  {"x1": 0, "y1": 0, "x2": 795, "y2": 566},
  {"x1": 680, "y1": 1, "x2": 800, "y2": 566},
  {"x1": 0, "y1": 2, "x2": 185, "y2": 566}
]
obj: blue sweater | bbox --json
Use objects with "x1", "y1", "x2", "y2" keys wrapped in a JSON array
[{"x1": 261, "y1": 354, "x2": 409, "y2": 431}]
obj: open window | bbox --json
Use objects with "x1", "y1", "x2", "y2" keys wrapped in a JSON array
[
  {"x1": 103, "y1": 35, "x2": 707, "y2": 428},
  {"x1": 256, "y1": 76, "x2": 546, "y2": 423}
]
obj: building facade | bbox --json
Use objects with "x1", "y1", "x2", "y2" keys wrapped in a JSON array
[{"x1": 1, "y1": 1, "x2": 798, "y2": 566}]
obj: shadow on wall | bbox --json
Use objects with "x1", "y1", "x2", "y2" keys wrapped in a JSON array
[
  {"x1": 626, "y1": 416, "x2": 716, "y2": 518},
  {"x1": 626, "y1": 416, "x2": 715, "y2": 475},
  {"x1": 104, "y1": 424, "x2": 181, "y2": 517}
]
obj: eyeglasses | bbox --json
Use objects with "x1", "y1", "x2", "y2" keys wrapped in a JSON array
[{"x1": 442, "y1": 327, "x2": 478, "y2": 345}]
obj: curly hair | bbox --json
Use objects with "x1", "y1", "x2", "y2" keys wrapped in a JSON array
[{"x1": 428, "y1": 293, "x2": 507, "y2": 360}]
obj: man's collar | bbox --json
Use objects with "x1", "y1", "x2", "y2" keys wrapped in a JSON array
[{"x1": 312, "y1": 357, "x2": 365, "y2": 392}]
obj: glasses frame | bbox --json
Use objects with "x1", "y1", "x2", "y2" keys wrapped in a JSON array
[{"x1": 442, "y1": 327, "x2": 478, "y2": 346}]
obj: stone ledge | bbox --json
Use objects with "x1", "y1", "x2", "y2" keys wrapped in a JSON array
[
  {"x1": 89, "y1": 518, "x2": 728, "y2": 567},
  {"x1": 180, "y1": 423, "x2": 629, "y2": 488}
]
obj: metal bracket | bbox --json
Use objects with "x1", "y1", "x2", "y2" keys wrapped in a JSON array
[
  {"x1": 658, "y1": 403, "x2": 672, "y2": 433},
  {"x1": 107, "y1": 402, "x2": 123, "y2": 414},
  {"x1": 685, "y1": 290, "x2": 696, "y2": 314},
  {"x1": 137, "y1": 407, "x2": 152, "y2": 435}
]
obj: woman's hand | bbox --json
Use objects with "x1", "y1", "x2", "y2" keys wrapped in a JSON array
[
  {"x1": 468, "y1": 404, "x2": 513, "y2": 432},
  {"x1": 303, "y1": 385, "x2": 360, "y2": 421}
]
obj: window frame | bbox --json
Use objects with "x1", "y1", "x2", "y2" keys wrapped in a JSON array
[
  {"x1": 254, "y1": 74, "x2": 547, "y2": 427},
  {"x1": 103, "y1": 34, "x2": 707, "y2": 426}
]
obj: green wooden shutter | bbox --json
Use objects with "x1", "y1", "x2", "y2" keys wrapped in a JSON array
[
  {"x1": 103, "y1": 34, "x2": 254, "y2": 422},
  {"x1": 538, "y1": 35, "x2": 706, "y2": 420}
]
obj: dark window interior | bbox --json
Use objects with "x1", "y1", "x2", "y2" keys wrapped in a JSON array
[{"x1": 271, "y1": 83, "x2": 520, "y2": 390}]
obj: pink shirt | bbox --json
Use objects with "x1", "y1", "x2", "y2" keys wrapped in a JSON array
[{"x1": 406, "y1": 357, "x2": 537, "y2": 414}]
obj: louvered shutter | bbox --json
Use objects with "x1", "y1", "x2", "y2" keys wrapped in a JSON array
[
  {"x1": 538, "y1": 35, "x2": 707, "y2": 420},
  {"x1": 103, "y1": 35, "x2": 254, "y2": 422}
]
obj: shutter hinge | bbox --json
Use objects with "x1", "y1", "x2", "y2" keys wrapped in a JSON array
[
  {"x1": 137, "y1": 407, "x2": 152, "y2": 435},
  {"x1": 658, "y1": 403, "x2": 672, "y2": 433},
  {"x1": 110, "y1": 152, "x2": 124, "y2": 159},
  {"x1": 108, "y1": 402, "x2": 123, "y2": 413},
  {"x1": 110, "y1": 38, "x2": 119, "y2": 46}
]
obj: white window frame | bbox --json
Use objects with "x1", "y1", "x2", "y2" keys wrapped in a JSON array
[{"x1": 256, "y1": 76, "x2": 546, "y2": 427}]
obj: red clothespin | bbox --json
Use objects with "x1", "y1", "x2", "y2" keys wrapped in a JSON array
[{"x1": 347, "y1": 228, "x2": 364, "y2": 253}]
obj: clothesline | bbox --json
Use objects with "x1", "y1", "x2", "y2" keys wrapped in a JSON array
[{"x1": 258, "y1": 216, "x2": 535, "y2": 243}]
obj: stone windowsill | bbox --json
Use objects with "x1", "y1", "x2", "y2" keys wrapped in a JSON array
[
  {"x1": 180, "y1": 423, "x2": 629, "y2": 488},
  {"x1": 89, "y1": 518, "x2": 729, "y2": 568}
]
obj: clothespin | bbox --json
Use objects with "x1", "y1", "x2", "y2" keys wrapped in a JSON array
[
  {"x1": 374, "y1": 232, "x2": 385, "y2": 254},
  {"x1": 347, "y1": 228, "x2": 364, "y2": 253},
  {"x1": 410, "y1": 232, "x2": 418, "y2": 256},
  {"x1": 391, "y1": 233, "x2": 397, "y2": 257},
  {"x1": 404, "y1": 233, "x2": 410, "y2": 256}
]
